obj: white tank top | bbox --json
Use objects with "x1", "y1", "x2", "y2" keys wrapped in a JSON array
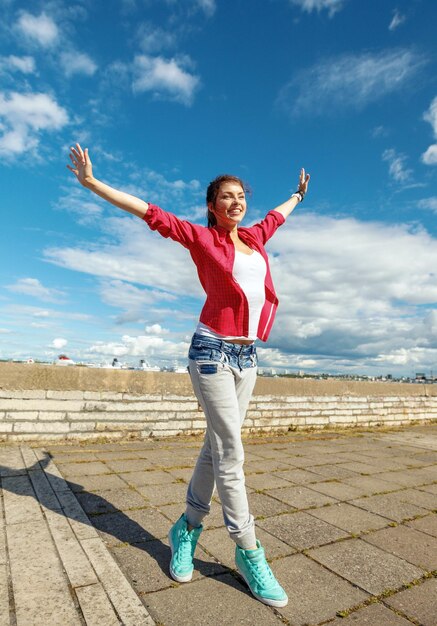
[{"x1": 196, "y1": 249, "x2": 267, "y2": 341}]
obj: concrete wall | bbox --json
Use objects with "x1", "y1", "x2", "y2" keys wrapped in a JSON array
[{"x1": 0, "y1": 363, "x2": 436, "y2": 441}]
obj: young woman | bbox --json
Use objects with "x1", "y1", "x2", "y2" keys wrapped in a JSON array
[{"x1": 68, "y1": 144, "x2": 310, "y2": 608}]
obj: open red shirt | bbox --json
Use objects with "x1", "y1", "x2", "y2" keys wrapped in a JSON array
[{"x1": 143, "y1": 204, "x2": 285, "y2": 342}]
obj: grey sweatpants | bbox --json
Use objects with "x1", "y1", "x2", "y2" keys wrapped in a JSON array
[{"x1": 185, "y1": 358, "x2": 257, "y2": 549}]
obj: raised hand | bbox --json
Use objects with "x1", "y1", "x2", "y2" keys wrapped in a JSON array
[
  {"x1": 297, "y1": 168, "x2": 310, "y2": 197},
  {"x1": 67, "y1": 143, "x2": 93, "y2": 187}
]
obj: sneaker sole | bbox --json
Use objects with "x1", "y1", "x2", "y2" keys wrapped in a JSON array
[
  {"x1": 236, "y1": 566, "x2": 288, "y2": 608},
  {"x1": 168, "y1": 531, "x2": 193, "y2": 583}
]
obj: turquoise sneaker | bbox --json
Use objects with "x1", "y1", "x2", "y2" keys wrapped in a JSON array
[
  {"x1": 235, "y1": 541, "x2": 288, "y2": 607},
  {"x1": 168, "y1": 514, "x2": 202, "y2": 582}
]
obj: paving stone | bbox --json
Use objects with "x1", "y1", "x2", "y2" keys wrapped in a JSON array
[
  {"x1": 0, "y1": 562, "x2": 10, "y2": 626},
  {"x1": 272, "y1": 468, "x2": 323, "y2": 484},
  {"x1": 2, "y1": 474, "x2": 42, "y2": 525},
  {"x1": 363, "y1": 525, "x2": 437, "y2": 571},
  {"x1": 385, "y1": 578, "x2": 437, "y2": 626},
  {"x1": 244, "y1": 473, "x2": 294, "y2": 491},
  {"x1": 60, "y1": 461, "x2": 111, "y2": 477},
  {"x1": 336, "y1": 461, "x2": 384, "y2": 474},
  {"x1": 144, "y1": 573, "x2": 281, "y2": 625},
  {"x1": 75, "y1": 583, "x2": 120, "y2": 626},
  {"x1": 28, "y1": 468, "x2": 61, "y2": 511},
  {"x1": 76, "y1": 492, "x2": 118, "y2": 515},
  {"x1": 419, "y1": 483, "x2": 437, "y2": 495},
  {"x1": 81, "y1": 537, "x2": 155, "y2": 626},
  {"x1": 269, "y1": 554, "x2": 368, "y2": 625},
  {"x1": 267, "y1": 485, "x2": 337, "y2": 509},
  {"x1": 56, "y1": 490, "x2": 100, "y2": 541},
  {"x1": 68, "y1": 473, "x2": 127, "y2": 493},
  {"x1": 85, "y1": 488, "x2": 148, "y2": 513},
  {"x1": 244, "y1": 459, "x2": 291, "y2": 473},
  {"x1": 392, "y1": 487, "x2": 437, "y2": 510},
  {"x1": 327, "y1": 601, "x2": 413, "y2": 625},
  {"x1": 94, "y1": 451, "x2": 143, "y2": 461},
  {"x1": 343, "y1": 475, "x2": 403, "y2": 496},
  {"x1": 137, "y1": 481, "x2": 187, "y2": 505},
  {"x1": 306, "y1": 464, "x2": 360, "y2": 480},
  {"x1": 406, "y1": 513, "x2": 437, "y2": 538},
  {"x1": 7, "y1": 520, "x2": 80, "y2": 625},
  {"x1": 257, "y1": 511, "x2": 349, "y2": 549},
  {"x1": 119, "y1": 470, "x2": 176, "y2": 487},
  {"x1": 54, "y1": 454, "x2": 100, "y2": 465},
  {"x1": 198, "y1": 525, "x2": 296, "y2": 570},
  {"x1": 308, "y1": 538, "x2": 424, "y2": 595},
  {"x1": 92, "y1": 508, "x2": 169, "y2": 546},
  {"x1": 349, "y1": 492, "x2": 429, "y2": 522},
  {"x1": 105, "y1": 459, "x2": 156, "y2": 473},
  {"x1": 248, "y1": 492, "x2": 293, "y2": 518},
  {"x1": 111, "y1": 537, "x2": 225, "y2": 593},
  {"x1": 308, "y1": 481, "x2": 365, "y2": 501},
  {"x1": 376, "y1": 467, "x2": 437, "y2": 487},
  {"x1": 165, "y1": 467, "x2": 194, "y2": 483},
  {"x1": 308, "y1": 502, "x2": 389, "y2": 535},
  {"x1": 44, "y1": 509, "x2": 98, "y2": 588}
]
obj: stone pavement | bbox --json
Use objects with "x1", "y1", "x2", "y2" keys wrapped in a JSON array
[{"x1": 0, "y1": 424, "x2": 436, "y2": 626}]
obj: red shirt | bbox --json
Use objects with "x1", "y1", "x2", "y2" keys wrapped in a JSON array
[{"x1": 143, "y1": 204, "x2": 285, "y2": 342}]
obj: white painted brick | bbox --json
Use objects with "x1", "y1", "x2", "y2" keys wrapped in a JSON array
[
  {"x1": 95, "y1": 422, "x2": 145, "y2": 432},
  {"x1": 329, "y1": 414, "x2": 357, "y2": 424},
  {"x1": 0, "y1": 423, "x2": 13, "y2": 432},
  {"x1": 0, "y1": 399, "x2": 84, "y2": 412},
  {"x1": 122, "y1": 393, "x2": 162, "y2": 401},
  {"x1": 5, "y1": 411, "x2": 39, "y2": 421},
  {"x1": 46, "y1": 390, "x2": 84, "y2": 400},
  {"x1": 70, "y1": 422, "x2": 96, "y2": 432},
  {"x1": 150, "y1": 420, "x2": 190, "y2": 430},
  {"x1": 191, "y1": 420, "x2": 206, "y2": 429},
  {"x1": 13, "y1": 422, "x2": 70, "y2": 433},
  {"x1": 150, "y1": 429, "x2": 180, "y2": 437},
  {"x1": 162, "y1": 394, "x2": 193, "y2": 401},
  {"x1": 38, "y1": 411, "x2": 67, "y2": 421},
  {"x1": 83, "y1": 391, "x2": 101, "y2": 400},
  {"x1": 0, "y1": 390, "x2": 46, "y2": 399},
  {"x1": 305, "y1": 416, "x2": 329, "y2": 425},
  {"x1": 99, "y1": 392, "x2": 124, "y2": 401}
]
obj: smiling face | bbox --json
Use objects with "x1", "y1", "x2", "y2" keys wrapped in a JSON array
[{"x1": 208, "y1": 181, "x2": 247, "y2": 230}]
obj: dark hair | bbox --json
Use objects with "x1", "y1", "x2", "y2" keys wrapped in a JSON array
[{"x1": 206, "y1": 174, "x2": 250, "y2": 227}]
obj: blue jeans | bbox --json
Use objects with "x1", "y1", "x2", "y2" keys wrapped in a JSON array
[{"x1": 185, "y1": 334, "x2": 258, "y2": 549}]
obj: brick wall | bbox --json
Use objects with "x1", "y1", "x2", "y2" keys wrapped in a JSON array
[{"x1": 0, "y1": 364, "x2": 436, "y2": 441}]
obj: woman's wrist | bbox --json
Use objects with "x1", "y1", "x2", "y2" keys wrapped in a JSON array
[{"x1": 291, "y1": 191, "x2": 304, "y2": 202}]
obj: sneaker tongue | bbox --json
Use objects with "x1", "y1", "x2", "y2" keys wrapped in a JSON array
[{"x1": 246, "y1": 547, "x2": 265, "y2": 562}]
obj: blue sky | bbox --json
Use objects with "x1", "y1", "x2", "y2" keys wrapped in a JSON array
[{"x1": 1, "y1": 0, "x2": 437, "y2": 376}]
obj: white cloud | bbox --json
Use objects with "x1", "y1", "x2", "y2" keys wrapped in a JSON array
[
  {"x1": 60, "y1": 52, "x2": 97, "y2": 77},
  {"x1": 17, "y1": 11, "x2": 58, "y2": 47},
  {"x1": 421, "y1": 145, "x2": 437, "y2": 165},
  {"x1": 132, "y1": 54, "x2": 200, "y2": 105},
  {"x1": 421, "y1": 96, "x2": 437, "y2": 165},
  {"x1": 99, "y1": 280, "x2": 176, "y2": 324},
  {"x1": 145, "y1": 323, "x2": 168, "y2": 334},
  {"x1": 0, "y1": 55, "x2": 36, "y2": 74},
  {"x1": 52, "y1": 338, "x2": 67, "y2": 349},
  {"x1": 389, "y1": 9, "x2": 406, "y2": 31},
  {"x1": 382, "y1": 148, "x2": 413, "y2": 183},
  {"x1": 196, "y1": 0, "x2": 216, "y2": 16},
  {"x1": 0, "y1": 91, "x2": 68, "y2": 156},
  {"x1": 6, "y1": 278, "x2": 66, "y2": 303},
  {"x1": 289, "y1": 0, "x2": 345, "y2": 16},
  {"x1": 89, "y1": 333, "x2": 189, "y2": 363},
  {"x1": 137, "y1": 22, "x2": 177, "y2": 53},
  {"x1": 278, "y1": 48, "x2": 426, "y2": 116},
  {"x1": 418, "y1": 197, "x2": 437, "y2": 213}
]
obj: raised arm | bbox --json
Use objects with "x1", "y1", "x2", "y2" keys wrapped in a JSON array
[
  {"x1": 67, "y1": 143, "x2": 149, "y2": 219},
  {"x1": 272, "y1": 168, "x2": 310, "y2": 220}
]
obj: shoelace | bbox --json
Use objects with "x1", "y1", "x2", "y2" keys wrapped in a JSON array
[
  {"x1": 176, "y1": 531, "x2": 195, "y2": 567},
  {"x1": 247, "y1": 558, "x2": 277, "y2": 588}
]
